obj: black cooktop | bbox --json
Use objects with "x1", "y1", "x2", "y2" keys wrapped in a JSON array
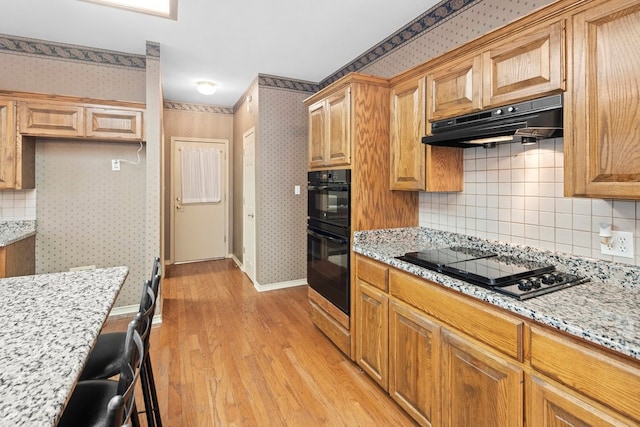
[{"x1": 397, "y1": 247, "x2": 588, "y2": 300}]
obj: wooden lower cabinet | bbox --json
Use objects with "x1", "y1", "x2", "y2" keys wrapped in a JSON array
[
  {"x1": 0, "y1": 235, "x2": 35, "y2": 278},
  {"x1": 389, "y1": 299, "x2": 440, "y2": 427},
  {"x1": 441, "y1": 329, "x2": 524, "y2": 427},
  {"x1": 528, "y1": 375, "x2": 635, "y2": 427},
  {"x1": 355, "y1": 280, "x2": 388, "y2": 390},
  {"x1": 355, "y1": 254, "x2": 640, "y2": 426}
]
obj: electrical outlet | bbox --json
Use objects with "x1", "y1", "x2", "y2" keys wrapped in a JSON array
[
  {"x1": 601, "y1": 230, "x2": 634, "y2": 258},
  {"x1": 111, "y1": 159, "x2": 120, "y2": 171}
]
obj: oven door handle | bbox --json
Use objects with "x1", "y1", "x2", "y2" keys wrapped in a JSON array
[
  {"x1": 307, "y1": 185, "x2": 349, "y2": 191},
  {"x1": 307, "y1": 228, "x2": 348, "y2": 245}
]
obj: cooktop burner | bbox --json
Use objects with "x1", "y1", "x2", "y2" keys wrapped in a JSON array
[{"x1": 396, "y1": 247, "x2": 589, "y2": 300}]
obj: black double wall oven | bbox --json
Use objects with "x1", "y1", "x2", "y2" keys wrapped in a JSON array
[{"x1": 307, "y1": 170, "x2": 351, "y2": 315}]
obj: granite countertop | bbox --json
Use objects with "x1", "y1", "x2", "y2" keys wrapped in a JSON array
[
  {"x1": 0, "y1": 266, "x2": 129, "y2": 426},
  {"x1": 0, "y1": 220, "x2": 36, "y2": 247},
  {"x1": 354, "y1": 227, "x2": 640, "y2": 361}
]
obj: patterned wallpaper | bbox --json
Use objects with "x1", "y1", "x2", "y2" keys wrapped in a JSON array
[
  {"x1": 256, "y1": 86, "x2": 310, "y2": 285},
  {"x1": 0, "y1": 34, "x2": 152, "y2": 307},
  {"x1": 35, "y1": 140, "x2": 147, "y2": 306}
]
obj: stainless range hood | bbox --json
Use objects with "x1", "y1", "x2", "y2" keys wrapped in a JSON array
[{"x1": 422, "y1": 94, "x2": 563, "y2": 148}]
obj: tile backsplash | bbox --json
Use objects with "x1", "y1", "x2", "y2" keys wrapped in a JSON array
[
  {"x1": 419, "y1": 138, "x2": 640, "y2": 266},
  {"x1": 0, "y1": 190, "x2": 36, "y2": 220}
]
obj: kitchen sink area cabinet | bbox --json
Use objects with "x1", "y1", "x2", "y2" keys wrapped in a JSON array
[
  {"x1": 307, "y1": 86, "x2": 351, "y2": 169},
  {"x1": 564, "y1": 0, "x2": 640, "y2": 199},
  {"x1": 441, "y1": 329, "x2": 524, "y2": 427},
  {"x1": 389, "y1": 299, "x2": 440, "y2": 427},
  {"x1": 0, "y1": 234, "x2": 35, "y2": 278},
  {"x1": 389, "y1": 75, "x2": 464, "y2": 192}
]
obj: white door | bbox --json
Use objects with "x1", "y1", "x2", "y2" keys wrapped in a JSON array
[
  {"x1": 172, "y1": 138, "x2": 228, "y2": 263},
  {"x1": 243, "y1": 128, "x2": 257, "y2": 283}
]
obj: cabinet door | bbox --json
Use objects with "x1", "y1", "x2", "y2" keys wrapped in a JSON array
[
  {"x1": 325, "y1": 87, "x2": 351, "y2": 167},
  {"x1": 441, "y1": 329, "x2": 523, "y2": 427},
  {"x1": 355, "y1": 280, "x2": 388, "y2": 390},
  {"x1": 308, "y1": 100, "x2": 326, "y2": 168},
  {"x1": 18, "y1": 102, "x2": 84, "y2": 137},
  {"x1": 389, "y1": 299, "x2": 440, "y2": 427},
  {"x1": 86, "y1": 107, "x2": 143, "y2": 141},
  {"x1": 482, "y1": 20, "x2": 565, "y2": 107},
  {"x1": 427, "y1": 54, "x2": 482, "y2": 121},
  {"x1": 390, "y1": 77, "x2": 426, "y2": 190},
  {"x1": 0, "y1": 100, "x2": 16, "y2": 189},
  {"x1": 528, "y1": 375, "x2": 634, "y2": 427},
  {"x1": 565, "y1": 0, "x2": 640, "y2": 198}
]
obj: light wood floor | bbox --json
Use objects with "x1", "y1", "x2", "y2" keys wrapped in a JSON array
[{"x1": 105, "y1": 259, "x2": 416, "y2": 426}]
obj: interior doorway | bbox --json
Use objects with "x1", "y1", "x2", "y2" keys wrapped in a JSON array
[
  {"x1": 242, "y1": 128, "x2": 257, "y2": 283},
  {"x1": 171, "y1": 137, "x2": 229, "y2": 263}
]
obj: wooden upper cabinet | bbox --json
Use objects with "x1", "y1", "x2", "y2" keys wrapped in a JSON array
[
  {"x1": 308, "y1": 101, "x2": 326, "y2": 168},
  {"x1": 390, "y1": 76, "x2": 464, "y2": 192},
  {"x1": 16, "y1": 100, "x2": 144, "y2": 142},
  {"x1": 427, "y1": 54, "x2": 482, "y2": 122},
  {"x1": 0, "y1": 100, "x2": 16, "y2": 189},
  {"x1": 307, "y1": 87, "x2": 351, "y2": 169},
  {"x1": 18, "y1": 102, "x2": 84, "y2": 137},
  {"x1": 565, "y1": 0, "x2": 640, "y2": 199},
  {"x1": 482, "y1": 19, "x2": 565, "y2": 107},
  {"x1": 86, "y1": 107, "x2": 143, "y2": 141},
  {"x1": 390, "y1": 77, "x2": 426, "y2": 190}
]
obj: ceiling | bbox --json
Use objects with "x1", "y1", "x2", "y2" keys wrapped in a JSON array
[{"x1": 1, "y1": 0, "x2": 442, "y2": 107}]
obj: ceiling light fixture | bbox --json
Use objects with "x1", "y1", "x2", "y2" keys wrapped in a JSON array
[
  {"x1": 80, "y1": 0, "x2": 177, "y2": 19},
  {"x1": 197, "y1": 81, "x2": 217, "y2": 95}
]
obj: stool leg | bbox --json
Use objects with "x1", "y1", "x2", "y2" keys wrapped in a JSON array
[
  {"x1": 131, "y1": 401, "x2": 141, "y2": 427},
  {"x1": 145, "y1": 355, "x2": 163, "y2": 427},
  {"x1": 140, "y1": 355, "x2": 156, "y2": 427}
]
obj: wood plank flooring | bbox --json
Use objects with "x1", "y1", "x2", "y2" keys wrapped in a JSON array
[{"x1": 105, "y1": 259, "x2": 416, "y2": 426}]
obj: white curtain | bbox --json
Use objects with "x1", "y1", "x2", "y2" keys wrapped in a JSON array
[{"x1": 181, "y1": 147, "x2": 221, "y2": 203}]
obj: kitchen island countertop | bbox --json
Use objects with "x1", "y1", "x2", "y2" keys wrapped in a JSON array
[
  {"x1": 354, "y1": 227, "x2": 640, "y2": 361},
  {"x1": 0, "y1": 266, "x2": 128, "y2": 426},
  {"x1": 0, "y1": 220, "x2": 36, "y2": 246}
]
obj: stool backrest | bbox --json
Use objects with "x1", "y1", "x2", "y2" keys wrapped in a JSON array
[{"x1": 110, "y1": 316, "x2": 144, "y2": 426}]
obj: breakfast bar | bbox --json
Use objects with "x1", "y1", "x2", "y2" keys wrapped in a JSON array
[{"x1": 0, "y1": 266, "x2": 129, "y2": 426}]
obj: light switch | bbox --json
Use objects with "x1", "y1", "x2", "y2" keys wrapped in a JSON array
[{"x1": 294, "y1": 185, "x2": 300, "y2": 195}]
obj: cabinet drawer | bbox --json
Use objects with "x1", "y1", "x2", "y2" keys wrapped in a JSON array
[
  {"x1": 356, "y1": 256, "x2": 388, "y2": 291},
  {"x1": 530, "y1": 327, "x2": 640, "y2": 423},
  {"x1": 390, "y1": 268, "x2": 524, "y2": 361}
]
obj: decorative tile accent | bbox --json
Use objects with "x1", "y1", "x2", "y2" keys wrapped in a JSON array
[
  {"x1": 0, "y1": 33, "x2": 145, "y2": 69},
  {"x1": 164, "y1": 101, "x2": 233, "y2": 114}
]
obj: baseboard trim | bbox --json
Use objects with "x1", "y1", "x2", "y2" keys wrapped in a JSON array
[
  {"x1": 230, "y1": 254, "x2": 243, "y2": 270},
  {"x1": 109, "y1": 304, "x2": 162, "y2": 325},
  {"x1": 254, "y1": 278, "x2": 307, "y2": 292}
]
